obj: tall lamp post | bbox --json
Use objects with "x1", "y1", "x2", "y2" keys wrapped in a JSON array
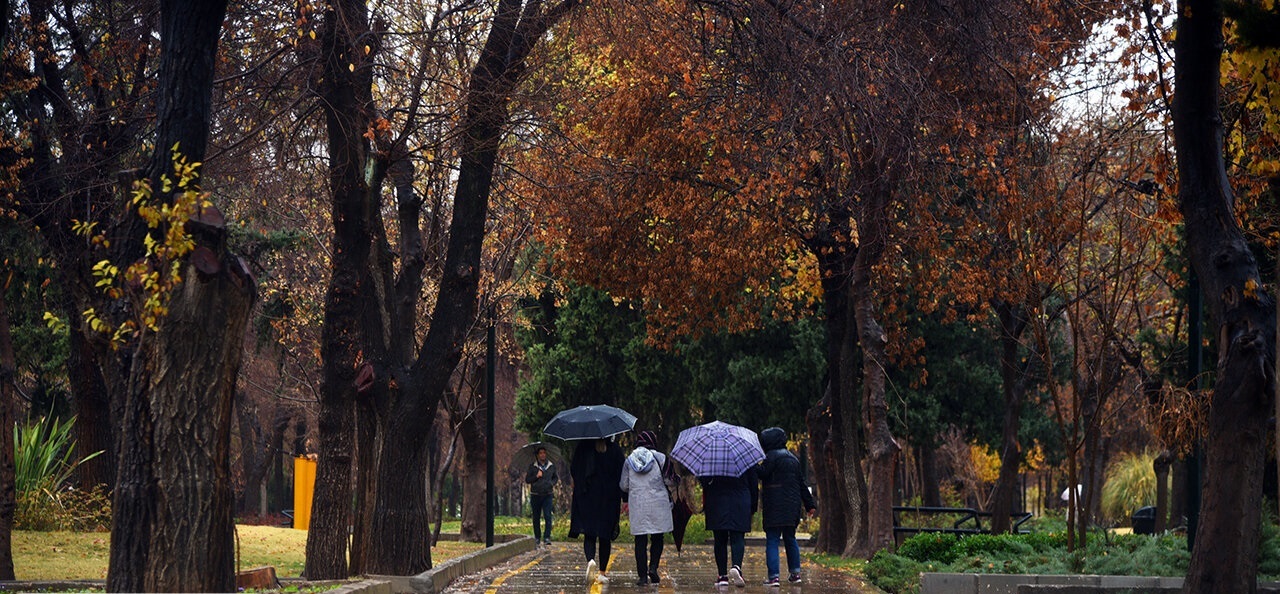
[{"x1": 486, "y1": 320, "x2": 496, "y2": 547}]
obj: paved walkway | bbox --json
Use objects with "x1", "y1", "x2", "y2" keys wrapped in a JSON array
[{"x1": 440, "y1": 541, "x2": 884, "y2": 594}]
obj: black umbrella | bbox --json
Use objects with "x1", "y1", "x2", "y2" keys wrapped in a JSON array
[
  {"x1": 510, "y1": 441, "x2": 563, "y2": 471},
  {"x1": 542, "y1": 404, "x2": 637, "y2": 441}
]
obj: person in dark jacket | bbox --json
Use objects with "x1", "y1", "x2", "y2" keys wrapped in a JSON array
[
  {"x1": 757, "y1": 427, "x2": 817, "y2": 586},
  {"x1": 700, "y1": 466, "x2": 758, "y2": 587},
  {"x1": 570, "y1": 438, "x2": 625, "y2": 584},
  {"x1": 524, "y1": 446, "x2": 558, "y2": 546}
]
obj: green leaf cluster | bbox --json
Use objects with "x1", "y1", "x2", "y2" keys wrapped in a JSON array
[{"x1": 514, "y1": 282, "x2": 825, "y2": 447}]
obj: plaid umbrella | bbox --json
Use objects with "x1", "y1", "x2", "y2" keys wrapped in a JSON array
[
  {"x1": 542, "y1": 404, "x2": 637, "y2": 441},
  {"x1": 670, "y1": 421, "x2": 765, "y2": 477}
]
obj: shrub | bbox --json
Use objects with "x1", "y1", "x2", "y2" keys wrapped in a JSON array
[
  {"x1": 1101, "y1": 451, "x2": 1156, "y2": 523},
  {"x1": 14, "y1": 415, "x2": 107, "y2": 531},
  {"x1": 864, "y1": 550, "x2": 925, "y2": 594},
  {"x1": 897, "y1": 532, "x2": 959, "y2": 563}
]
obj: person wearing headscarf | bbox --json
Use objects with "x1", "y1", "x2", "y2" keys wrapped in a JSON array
[
  {"x1": 620, "y1": 430, "x2": 675, "y2": 586},
  {"x1": 570, "y1": 437, "x2": 625, "y2": 584},
  {"x1": 757, "y1": 427, "x2": 817, "y2": 586}
]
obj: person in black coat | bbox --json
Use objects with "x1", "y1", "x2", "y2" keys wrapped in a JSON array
[
  {"x1": 570, "y1": 438, "x2": 625, "y2": 584},
  {"x1": 700, "y1": 466, "x2": 758, "y2": 587},
  {"x1": 757, "y1": 427, "x2": 817, "y2": 585},
  {"x1": 524, "y1": 446, "x2": 558, "y2": 546}
]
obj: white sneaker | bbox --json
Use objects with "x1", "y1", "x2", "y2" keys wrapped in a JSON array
[
  {"x1": 729, "y1": 565, "x2": 745, "y2": 587},
  {"x1": 586, "y1": 558, "x2": 598, "y2": 583},
  {"x1": 596, "y1": 573, "x2": 610, "y2": 584}
]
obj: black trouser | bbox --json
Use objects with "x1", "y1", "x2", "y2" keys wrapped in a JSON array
[
  {"x1": 712, "y1": 529, "x2": 745, "y2": 577},
  {"x1": 530, "y1": 494, "x2": 553, "y2": 541},
  {"x1": 634, "y1": 533, "x2": 664, "y2": 580},
  {"x1": 583, "y1": 533, "x2": 612, "y2": 571}
]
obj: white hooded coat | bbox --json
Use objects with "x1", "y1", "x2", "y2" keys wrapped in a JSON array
[{"x1": 620, "y1": 447, "x2": 675, "y2": 536}]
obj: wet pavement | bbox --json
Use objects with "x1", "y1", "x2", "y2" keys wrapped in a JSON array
[{"x1": 440, "y1": 541, "x2": 885, "y2": 594}]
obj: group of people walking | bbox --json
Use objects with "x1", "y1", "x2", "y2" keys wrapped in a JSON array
[{"x1": 524, "y1": 426, "x2": 817, "y2": 588}]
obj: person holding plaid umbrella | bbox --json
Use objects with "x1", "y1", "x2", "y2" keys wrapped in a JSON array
[{"x1": 671, "y1": 421, "x2": 765, "y2": 588}]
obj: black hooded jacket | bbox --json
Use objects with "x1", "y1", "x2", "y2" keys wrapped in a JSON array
[{"x1": 757, "y1": 427, "x2": 817, "y2": 528}]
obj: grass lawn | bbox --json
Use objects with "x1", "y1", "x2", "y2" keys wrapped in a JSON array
[{"x1": 11, "y1": 526, "x2": 484, "y2": 581}]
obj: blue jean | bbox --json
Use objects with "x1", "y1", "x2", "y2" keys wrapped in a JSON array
[
  {"x1": 765, "y1": 526, "x2": 801, "y2": 579},
  {"x1": 531, "y1": 494, "x2": 553, "y2": 541}
]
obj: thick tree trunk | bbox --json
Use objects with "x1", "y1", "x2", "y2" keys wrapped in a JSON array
[
  {"x1": 107, "y1": 2, "x2": 248, "y2": 591},
  {"x1": 305, "y1": 0, "x2": 376, "y2": 579},
  {"x1": 850, "y1": 188, "x2": 898, "y2": 557},
  {"x1": 1176, "y1": 2, "x2": 1277, "y2": 592},
  {"x1": 989, "y1": 301, "x2": 1029, "y2": 534},
  {"x1": 806, "y1": 237, "x2": 861, "y2": 555},
  {"x1": 0, "y1": 294, "x2": 17, "y2": 579},
  {"x1": 365, "y1": 404, "x2": 431, "y2": 574}
]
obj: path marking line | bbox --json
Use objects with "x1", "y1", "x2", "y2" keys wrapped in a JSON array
[{"x1": 483, "y1": 555, "x2": 545, "y2": 594}]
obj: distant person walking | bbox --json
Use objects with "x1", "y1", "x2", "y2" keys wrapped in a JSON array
[
  {"x1": 570, "y1": 438, "x2": 625, "y2": 584},
  {"x1": 524, "y1": 446, "x2": 558, "y2": 546},
  {"x1": 757, "y1": 427, "x2": 817, "y2": 586},
  {"x1": 620, "y1": 430, "x2": 675, "y2": 586},
  {"x1": 701, "y1": 466, "x2": 758, "y2": 587}
]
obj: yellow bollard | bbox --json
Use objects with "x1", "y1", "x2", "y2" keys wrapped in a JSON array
[{"x1": 293, "y1": 456, "x2": 317, "y2": 530}]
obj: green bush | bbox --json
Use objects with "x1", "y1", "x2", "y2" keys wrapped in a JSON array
[
  {"x1": 14, "y1": 415, "x2": 107, "y2": 531},
  {"x1": 864, "y1": 550, "x2": 926, "y2": 594},
  {"x1": 897, "y1": 532, "x2": 958, "y2": 563}
]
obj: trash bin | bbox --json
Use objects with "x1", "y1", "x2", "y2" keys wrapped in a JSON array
[{"x1": 1132, "y1": 506, "x2": 1157, "y2": 535}]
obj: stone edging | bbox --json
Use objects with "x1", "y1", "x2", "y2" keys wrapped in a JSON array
[{"x1": 358, "y1": 535, "x2": 536, "y2": 594}]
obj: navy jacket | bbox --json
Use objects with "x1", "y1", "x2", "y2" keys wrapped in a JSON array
[
  {"x1": 757, "y1": 427, "x2": 817, "y2": 528},
  {"x1": 700, "y1": 466, "x2": 759, "y2": 532}
]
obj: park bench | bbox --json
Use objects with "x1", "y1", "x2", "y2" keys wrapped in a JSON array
[{"x1": 892, "y1": 506, "x2": 1033, "y2": 544}]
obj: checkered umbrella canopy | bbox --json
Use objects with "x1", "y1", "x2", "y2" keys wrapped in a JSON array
[
  {"x1": 670, "y1": 421, "x2": 765, "y2": 477},
  {"x1": 542, "y1": 404, "x2": 637, "y2": 441}
]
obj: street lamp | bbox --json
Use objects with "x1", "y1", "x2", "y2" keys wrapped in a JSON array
[{"x1": 486, "y1": 319, "x2": 496, "y2": 547}]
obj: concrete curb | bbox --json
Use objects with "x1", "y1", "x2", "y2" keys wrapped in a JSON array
[{"x1": 401, "y1": 535, "x2": 537, "y2": 591}]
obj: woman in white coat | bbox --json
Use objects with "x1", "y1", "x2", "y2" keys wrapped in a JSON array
[{"x1": 620, "y1": 430, "x2": 675, "y2": 587}]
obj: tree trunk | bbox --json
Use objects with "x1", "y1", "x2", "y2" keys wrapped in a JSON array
[
  {"x1": 806, "y1": 235, "x2": 860, "y2": 555},
  {"x1": 365, "y1": 401, "x2": 431, "y2": 574},
  {"x1": 458, "y1": 413, "x2": 487, "y2": 543},
  {"x1": 107, "y1": 2, "x2": 250, "y2": 591},
  {"x1": 304, "y1": 0, "x2": 377, "y2": 578},
  {"x1": 1155, "y1": 450, "x2": 1172, "y2": 532},
  {"x1": 67, "y1": 325, "x2": 116, "y2": 489},
  {"x1": 1176, "y1": 2, "x2": 1277, "y2": 592},
  {"x1": 0, "y1": 292, "x2": 18, "y2": 579},
  {"x1": 989, "y1": 301, "x2": 1029, "y2": 534},
  {"x1": 364, "y1": 0, "x2": 581, "y2": 574},
  {"x1": 920, "y1": 444, "x2": 941, "y2": 507},
  {"x1": 848, "y1": 187, "x2": 897, "y2": 556}
]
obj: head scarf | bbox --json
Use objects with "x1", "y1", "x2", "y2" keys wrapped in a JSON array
[{"x1": 636, "y1": 430, "x2": 658, "y2": 450}]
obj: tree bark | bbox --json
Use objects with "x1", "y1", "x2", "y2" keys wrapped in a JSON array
[
  {"x1": 1176, "y1": 1, "x2": 1277, "y2": 592},
  {"x1": 850, "y1": 186, "x2": 898, "y2": 557},
  {"x1": 458, "y1": 411, "x2": 487, "y2": 542},
  {"x1": 105, "y1": 2, "x2": 253, "y2": 591},
  {"x1": 0, "y1": 291, "x2": 18, "y2": 579},
  {"x1": 989, "y1": 301, "x2": 1029, "y2": 534},
  {"x1": 304, "y1": 0, "x2": 377, "y2": 578}
]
